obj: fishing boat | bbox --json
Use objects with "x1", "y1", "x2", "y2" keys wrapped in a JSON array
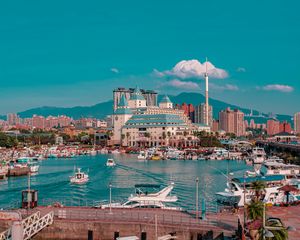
[
  {"x1": 100, "y1": 182, "x2": 180, "y2": 210},
  {"x1": 70, "y1": 168, "x2": 89, "y2": 184},
  {"x1": 106, "y1": 159, "x2": 116, "y2": 167}
]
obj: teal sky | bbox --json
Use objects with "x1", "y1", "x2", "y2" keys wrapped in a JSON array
[{"x1": 0, "y1": 0, "x2": 299, "y2": 115}]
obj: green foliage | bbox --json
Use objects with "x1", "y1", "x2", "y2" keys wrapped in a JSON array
[
  {"x1": 251, "y1": 181, "x2": 266, "y2": 200},
  {"x1": 194, "y1": 131, "x2": 222, "y2": 147},
  {"x1": 0, "y1": 132, "x2": 18, "y2": 148},
  {"x1": 246, "y1": 200, "x2": 264, "y2": 221}
]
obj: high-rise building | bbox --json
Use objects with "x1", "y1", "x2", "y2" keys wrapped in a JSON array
[
  {"x1": 219, "y1": 108, "x2": 245, "y2": 136},
  {"x1": 7, "y1": 113, "x2": 20, "y2": 126},
  {"x1": 294, "y1": 112, "x2": 300, "y2": 134},
  {"x1": 194, "y1": 103, "x2": 213, "y2": 126},
  {"x1": 279, "y1": 121, "x2": 292, "y2": 133},
  {"x1": 32, "y1": 115, "x2": 45, "y2": 129},
  {"x1": 266, "y1": 119, "x2": 280, "y2": 136},
  {"x1": 113, "y1": 87, "x2": 157, "y2": 110}
]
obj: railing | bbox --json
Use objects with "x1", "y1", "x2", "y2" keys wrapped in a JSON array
[
  {"x1": 51, "y1": 207, "x2": 237, "y2": 233},
  {"x1": 23, "y1": 211, "x2": 54, "y2": 240},
  {"x1": 0, "y1": 228, "x2": 11, "y2": 240}
]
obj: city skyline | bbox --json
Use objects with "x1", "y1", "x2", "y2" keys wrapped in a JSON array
[{"x1": 1, "y1": 0, "x2": 299, "y2": 115}]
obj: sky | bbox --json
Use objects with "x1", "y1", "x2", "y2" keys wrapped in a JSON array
[{"x1": 0, "y1": 0, "x2": 299, "y2": 115}]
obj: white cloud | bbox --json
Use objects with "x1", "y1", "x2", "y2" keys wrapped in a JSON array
[
  {"x1": 110, "y1": 68, "x2": 119, "y2": 74},
  {"x1": 262, "y1": 84, "x2": 294, "y2": 93},
  {"x1": 236, "y1": 67, "x2": 246, "y2": 72},
  {"x1": 162, "y1": 79, "x2": 200, "y2": 90},
  {"x1": 210, "y1": 83, "x2": 239, "y2": 91},
  {"x1": 155, "y1": 59, "x2": 228, "y2": 79}
]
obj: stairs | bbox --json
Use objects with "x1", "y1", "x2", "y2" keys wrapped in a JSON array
[{"x1": 0, "y1": 211, "x2": 54, "y2": 240}]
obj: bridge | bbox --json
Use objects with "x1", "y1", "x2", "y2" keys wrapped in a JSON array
[
  {"x1": 0, "y1": 211, "x2": 54, "y2": 240},
  {"x1": 256, "y1": 141, "x2": 300, "y2": 156}
]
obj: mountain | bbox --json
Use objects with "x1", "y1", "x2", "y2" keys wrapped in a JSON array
[
  {"x1": 17, "y1": 101, "x2": 113, "y2": 120},
  {"x1": 0, "y1": 92, "x2": 292, "y2": 124}
]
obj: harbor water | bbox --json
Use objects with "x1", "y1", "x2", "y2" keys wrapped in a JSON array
[{"x1": 0, "y1": 154, "x2": 252, "y2": 209}]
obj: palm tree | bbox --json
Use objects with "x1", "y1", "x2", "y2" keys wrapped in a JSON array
[
  {"x1": 261, "y1": 221, "x2": 288, "y2": 240},
  {"x1": 251, "y1": 181, "x2": 266, "y2": 200},
  {"x1": 246, "y1": 200, "x2": 264, "y2": 221}
]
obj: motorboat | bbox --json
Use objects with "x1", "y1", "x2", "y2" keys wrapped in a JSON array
[
  {"x1": 29, "y1": 163, "x2": 39, "y2": 173},
  {"x1": 206, "y1": 148, "x2": 229, "y2": 160},
  {"x1": 137, "y1": 151, "x2": 147, "y2": 160},
  {"x1": 90, "y1": 149, "x2": 97, "y2": 156},
  {"x1": 100, "y1": 182, "x2": 180, "y2": 210},
  {"x1": 216, "y1": 174, "x2": 300, "y2": 207},
  {"x1": 263, "y1": 162, "x2": 300, "y2": 176},
  {"x1": 70, "y1": 168, "x2": 89, "y2": 184},
  {"x1": 106, "y1": 159, "x2": 116, "y2": 167}
]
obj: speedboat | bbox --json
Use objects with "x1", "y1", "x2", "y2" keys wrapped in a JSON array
[
  {"x1": 100, "y1": 182, "x2": 180, "y2": 210},
  {"x1": 70, "y1": 168, "x2": 89, "y2": 184},
  {"x1": 106, "y1": 159, "x2": 116, "y2": 167}
]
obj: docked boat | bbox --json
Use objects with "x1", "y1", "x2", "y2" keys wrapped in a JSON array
[
  {"x1": 250, "y1": 147, "x2": 266, "y2": 164},
  {"x1": 206, "y1": 148, "x2": 229, "y2": 160},
  {"x1": 29, "y1": 163, "x2": 39, "y2": 173},
  {"x1": 106, "y1": 159, "x2": 116, "y2": 167},
  {"x1": 216, "y1": 174, "x2": 300, "y2": 207},
  {"x1": 100, "y1": 182, "x2": 180, "y2": 210},
  {"x1": 137, "y1": 151, "x2": 147, "y2": 160},
  {"x1": 150, "y1": 153, "x2": 161, "y2": 161},
  {"x1": 70, "y1": 168, "x2": 89, "y2": 184}
]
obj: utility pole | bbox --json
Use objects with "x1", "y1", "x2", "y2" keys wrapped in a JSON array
[{"x1": 109, "y1": 182, "x2": 112, "y2": 214}]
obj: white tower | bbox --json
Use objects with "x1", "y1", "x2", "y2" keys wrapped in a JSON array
[
  {"x1": 205, "y1": 58, "x2": 209, "y2": 126},
  {"x1": 113, "y1": 94, "x2": 133, "y2": 145}
]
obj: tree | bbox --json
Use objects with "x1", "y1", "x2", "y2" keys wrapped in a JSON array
[
  {"x1": 246, "y1": 200, "x2": 264, "y2": 221},
  {"x1": 267, "y1": 221, "x2": 288, "y2": 240},
  {"x1": 251, "y1": 181, "x2": 266, "y2": 200}
]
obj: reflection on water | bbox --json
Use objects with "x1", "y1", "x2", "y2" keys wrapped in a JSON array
[{"x1": 0, "y1": 154, "x2": 252, "y2": 209}]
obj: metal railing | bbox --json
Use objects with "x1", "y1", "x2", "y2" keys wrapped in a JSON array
[{"x1": 0, "y1": 228, "x2": 11, "y2": 240}]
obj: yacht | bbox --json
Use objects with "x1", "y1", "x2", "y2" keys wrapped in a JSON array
[
  {"x1": 29, "y1": 163, "x2": 39, "y2": 173},
  {"x1": 250, "y1": 147, "x2": 266, "y2": 164},
  {"x1": 216, "y1": 175, "x2": 299, "y2": 207},
  {"x1": 106, "y1": 159, "x2": 116, "y2": 167},
  {"x1": 206, "y1": 148, "x2": 229, "y2": 160},
  {"x1": 70, "y1": 168, "x2": 89, "y2": 184},
  {"x1": 263, "y1": 162, "x2": 300, "y2": 176},
  {"x1": 100, "y1": 183, "x2": 180, "y2": 210},
  {"x1": 137, "y1": 151, "x2": 147, "y2": 160}
]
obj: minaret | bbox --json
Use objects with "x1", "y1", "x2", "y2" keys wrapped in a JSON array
[{"x1": 205, "y1": 57, "x2": 209, "y2": 125}]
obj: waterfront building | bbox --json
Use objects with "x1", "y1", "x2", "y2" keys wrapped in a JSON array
[
  {"x1": 267, "y1": 119, "x2": 280, "y2": 136},
  {"x1": 219, "y1": 108, "x2": 245, "y2": 137},
  {"x1": 112, "y1": 87, "x2": 205, "y2": 147},
  {"x1": 295, "y1": 112, "x2": 300, "y2": 134},
  {"x1": 113, "y1": 87, "x2": 157, "y2": 110},
  {"x1": 211, "y1": 120, "x2": 219, "y2": 132}
]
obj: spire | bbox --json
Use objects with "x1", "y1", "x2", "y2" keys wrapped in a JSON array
[
  {"x1": 118, "y1": 93, "x2": 129, "y2": 107},
  {"x1": 129, "y1": 86, "x2": 145, "y2": 101},
  {"x1": 160, "y1": 95, "x2": 172, "y2": 104}
]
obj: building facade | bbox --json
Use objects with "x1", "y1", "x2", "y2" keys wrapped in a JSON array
[
  {"x1": 267, "y1": 119, "x2": 280, "y2": 136},
  {"x1": 295, "y1": 112, "x2": 300, "y2": 134},
  {"x1": 194, "y1": 103, "x2": 213, "y2": 127},
  {"x1": 219, "y1": 108, "x2": 245, "y2": 136},
  {"x1": 112, "y1": 87, "x2": 205, "y2": 147}
]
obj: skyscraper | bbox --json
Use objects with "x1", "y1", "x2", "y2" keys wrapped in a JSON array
[
  {"x1": 294, "y1": 112, "x2": 300, "y2": 134},
  {"x1": 194, "y1": 103, "x2": 212, "y2": 126},
  {"x1": 7, "y1": 113, "x2": 20, "y2": 126},
  {"x1": 266, "y1": 119, "x2": 280, "y2": 136},
  {"x1": 219, "y1": 108, "x2": 245, "y2": 136}
]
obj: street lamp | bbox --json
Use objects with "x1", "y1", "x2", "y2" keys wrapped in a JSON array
[{"x1": 109, "y1": 182, "x2": 112, "y2": 214}]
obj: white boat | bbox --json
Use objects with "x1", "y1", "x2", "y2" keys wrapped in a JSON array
[
  {"x1": 216, "y1": 175, "x2": 300, "y2": 207},
  {"x1": 263, "y1": 162, "x2": 300, "y2": 176},
  {"x1": 206, "y1": 148, "x2": 229, "y2": 160},
  {"x1": 250, "y1": 147, "x2": 266, "y2": 164},
  {"x1": 100, "y1": 182, "x2": 180, "y2": 210},
  {"x1": 90, "y1": 149, "x2": 97, "y2": 156},
  {"x1": 29, "y1": 163, "x2": 39, "y2": 173},
  {"x1": 70, "y1": 168, "x2": 89, "y2": 184},
  {"x1": 137, "y1": 151, "x2": 147, "y2": 160},
  {"x1": 106, "y1": 159, "x2": 116, "y2": 167}
]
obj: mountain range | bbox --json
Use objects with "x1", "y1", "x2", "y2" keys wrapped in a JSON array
[{"x1": 0, "y1": 92, "x2": 292, "y2": 124}]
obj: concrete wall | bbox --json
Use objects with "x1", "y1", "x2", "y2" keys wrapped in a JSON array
[{"x1": 33, "y1": 220, "x2": 210, "y2": 240}]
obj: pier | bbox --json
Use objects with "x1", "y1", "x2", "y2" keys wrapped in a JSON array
[{"x1": 256, "y1": 141, "x2": 300, "y2": 156}]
